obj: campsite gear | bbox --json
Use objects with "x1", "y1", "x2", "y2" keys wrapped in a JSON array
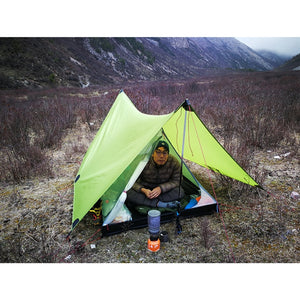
[
  {"x1": 148, "y1": 209, "x2": 161, "y2": 240},
  {"x1": 185, "y1": 196, "x2": 201, "y2": 209},
  {"x1": 71, "y1": 90, "x2": 260, "y2": 236},
  {"x1": 174, "y1": 99, "x2": 189, "y2": 235},
  {"x1": 160, "y1": 231, "x2": 169, "y2": 242},
  {"x1": 89, "y1": 203, "x2": 102, "y2": 225},
  {"x1": 147, "y1": 238, "x2": 160, "y2": 252},
  {"x1": 175, "y1": 210, "x2": 182, "y2": 234},
  {"x1": 147, "y1": 210, "x2": 161, "y2": 252}
]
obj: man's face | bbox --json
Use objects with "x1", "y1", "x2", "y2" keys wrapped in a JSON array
[{"x1": 153, "y1": 147, "x2": 169, "y2": 166}]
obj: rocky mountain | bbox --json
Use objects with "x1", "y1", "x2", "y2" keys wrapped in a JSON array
[
  {"x1": 275, "y1": 53, "x2": 300, "y2": 71},
  {"x1": 256, "y1": 50, "x2": 289, "y2": 68},
  {"x1": 0, "y1": 37, "x2": 289, "y2": 89}
]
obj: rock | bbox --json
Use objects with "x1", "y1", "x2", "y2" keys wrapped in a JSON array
[
  {"x1": 274, "y1": 152, "x2": 291, "y2": 159},
  {"x1": 291, "y1": 191, "x2": 299, "y2": 200}
]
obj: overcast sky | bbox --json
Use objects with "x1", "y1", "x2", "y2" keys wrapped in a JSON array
[{"x1": 236, "y1": 37, "x2": 300, "y2": 57}]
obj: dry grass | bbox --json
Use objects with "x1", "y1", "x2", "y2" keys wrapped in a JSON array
[{"x1": 0, "y1": 118, "x2": 298, "y2": 264}]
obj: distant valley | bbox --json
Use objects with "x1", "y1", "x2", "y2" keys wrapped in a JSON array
[{"x1": 0, "y1": 37, "x2": 297, "y2": 89}]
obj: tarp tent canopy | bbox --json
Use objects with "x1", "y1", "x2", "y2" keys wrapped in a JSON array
[{"x1": 71, "y1": 91, "x2": 259, "y2": 235}]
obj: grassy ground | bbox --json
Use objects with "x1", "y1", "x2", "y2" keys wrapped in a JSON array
[{"x1": 0, "y1": 120, "x2": 298, "y2": 264}]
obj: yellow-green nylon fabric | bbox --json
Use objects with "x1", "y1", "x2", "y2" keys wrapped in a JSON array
[
  {"x1": 73, "y1": 92, "x2": 259, "y2": 230},
  {"x1": 162, "y1": 107, "x2": 258, "y2": 187},
  {"x1": 72, "y1": 92, "x2": 173, "y2": 226},
  {"x1": 101, "y1": 132, "x2": 161, "y2": 218}
]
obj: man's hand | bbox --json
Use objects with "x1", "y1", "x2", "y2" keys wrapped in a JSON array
[
  {"x1": 141, "y1": 188, "x2": 152, "y2": 198},
  {"x1": 141, "y1": 187, "x2": 162, "y2": 199},
  {"x1": 149, "y1": 186, "x2": 162, "y2": 199}
]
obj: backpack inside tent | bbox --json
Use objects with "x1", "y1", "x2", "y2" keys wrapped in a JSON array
[{"x1": 71, "y1": 90, "x2": 259, "y2": 236}]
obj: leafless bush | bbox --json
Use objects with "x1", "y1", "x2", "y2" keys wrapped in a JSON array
[
  {"x1": 0, "y1": 92, "x2": 79, "y2": 182},
  {"x1": 29, "y1": 98, "x2": 77, "y2": 149},
  {"x1": 1, "y1": 106, "x2": 30, "y2": 152},
  {"x1": 0, "y1": 100, "x2": 53, "y2": 182},
  {"x1": 78, "y1": 99, "x2": 95, "y2": 129},
  {"x1": 0, "y1": 146, "x2": 52, "y2": 183},
  {"x1": 1, "y1": 71, "x2": 299, "y2": 186}
]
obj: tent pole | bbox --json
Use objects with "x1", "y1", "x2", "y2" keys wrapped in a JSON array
[
  {"x1": 180, "y1": 100, "x2": 189, "y2": 162},
  {"x1": 176, "y1": 100, "x2": 189, "y2": 234},
  {"x1": 181, "y1": 108, "x2": 188, "y2": 158}
]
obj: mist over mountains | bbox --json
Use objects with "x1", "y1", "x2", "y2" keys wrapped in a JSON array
[{"x1": 0, "y1": 37, "x2": 295, "y2": 89}]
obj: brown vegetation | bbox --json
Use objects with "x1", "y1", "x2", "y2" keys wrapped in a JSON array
[{"x1": 0, "y1": 71, "x2": 299, "y2": 263}]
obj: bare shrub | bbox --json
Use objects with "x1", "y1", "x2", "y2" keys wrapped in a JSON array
[
  {"x1": 0, "y1": 92, "x2": 79, "y2": 182},
  {"x1": 1, "y1": 146, "x2": 52, "y2": 183},
  {"x1": 0, "y1": 106, "x2": 31, "y2": 152},
  {"x1": 0, "y1": 101, "x2": 53, "y2": 182},
  {"x1": 78, "y1": 99, "x2": 95, "y2": 130},
  {"x1": 30, "y1": 98, "x2": 77, "y2": 149}
]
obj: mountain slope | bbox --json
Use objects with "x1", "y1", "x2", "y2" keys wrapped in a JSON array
[
  {"x1": 256, "y1": 50, "x2": 289, "y2": 68},
  {"x1": 0, "y1": 37, "x2": 285, "y2": 89},
  {"x1": 275, "y1": 53, "x2": 300, "y2": 71},
  {"x1": 0, "y1": 38, "x2": 116, "y2": 89}
]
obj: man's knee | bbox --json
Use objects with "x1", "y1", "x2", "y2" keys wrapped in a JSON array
[{"x1": 126, "y1": 189, "x2": 156, "y2": 207}]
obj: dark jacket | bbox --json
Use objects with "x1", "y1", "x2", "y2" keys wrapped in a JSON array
[{"x1": 132, "y1": 154, "x2": 181, "y2": 193}]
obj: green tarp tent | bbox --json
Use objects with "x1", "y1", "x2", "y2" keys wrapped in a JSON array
[{"x1": 71, "y1": 90, "x2": 259, "y2": 233}]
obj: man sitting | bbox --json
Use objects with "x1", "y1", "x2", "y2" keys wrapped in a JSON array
[{"x1": 126, "y1": 141, "x2": 185, "y2": 209}]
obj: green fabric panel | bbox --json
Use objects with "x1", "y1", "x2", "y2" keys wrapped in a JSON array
[
  {"x1": 101, "y1": 132, "x2": 162, "y2": 217},
  {"x1": 163, "y1": 107, "x2": 259, "y2": 187},
  {"x1": 72, "y1": 91, "x2": 173, "y2": 227}
]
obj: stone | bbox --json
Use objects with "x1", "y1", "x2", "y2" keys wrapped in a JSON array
[{"x1": 291, "y1": 191, "x2": 299, "y2": 200}]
